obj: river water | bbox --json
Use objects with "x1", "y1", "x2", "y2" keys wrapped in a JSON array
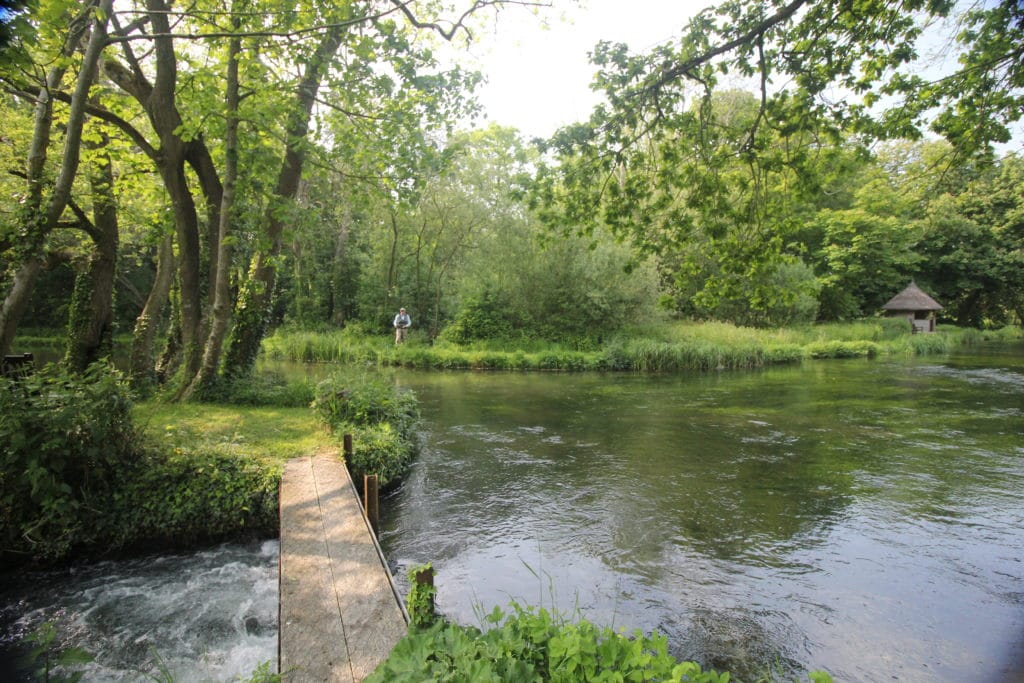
[
  {"x1": 1, "y1": 346, "x2": 1021, "y2": 681},
  {"x1": 0, "y1": 541, "x2": 278, "y2": 681},
  {"x1": 380, "y1": 345, "x2": 1024, "y2": 682}
]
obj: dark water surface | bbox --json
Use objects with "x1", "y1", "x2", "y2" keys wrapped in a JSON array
[{"x1": 380, "y1": 346, "x2": 1024, "y2": 682}]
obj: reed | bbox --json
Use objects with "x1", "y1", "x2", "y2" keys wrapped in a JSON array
[{"x1": 260, "y1": 319, "x2": 1019, "y2": 373}]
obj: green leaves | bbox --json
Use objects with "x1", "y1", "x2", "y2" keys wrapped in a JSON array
[
  {"x1": 23, "y1": 621, "x2": 94, "y2": 683},
  {"x1": 312, "y1": 373, "x2": 420, "y2": 487},
  {"x1": 367, "y1": 601, "x2": 799, "y2": 683},
  {"x1": 1, "y1": 362, "x2": 137, "y2": 562}
]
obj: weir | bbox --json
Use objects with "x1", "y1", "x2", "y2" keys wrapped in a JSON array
[{"x1": 279, "y1": 453, "x2": 407, "y2": 682}]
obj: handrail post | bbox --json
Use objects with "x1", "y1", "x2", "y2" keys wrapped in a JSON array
[
  {"x1": 343, "y1": 433, "x2": 353, "y2": 463},
  {"x1": 364, "y1": 473, "x2": 379, "y2": 532}
]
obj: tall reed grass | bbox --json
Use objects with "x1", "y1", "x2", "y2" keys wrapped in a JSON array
[{"x1": 260, "y1": 320, "x2": 1022, "y2": 373}]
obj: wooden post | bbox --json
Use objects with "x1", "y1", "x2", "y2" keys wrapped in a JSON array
[
  {"x1": 409, "y1": 564, "x2": 436, "y2": 627},
  {"x1": 413, "y1": 565, "x2": 434, "y2": 589},
  {"x1": 343, "y1": 433, "x2": 353, "y2": 463},
  {"x1": 363, "y1": 473, "x2": 379, "y2": 532}
]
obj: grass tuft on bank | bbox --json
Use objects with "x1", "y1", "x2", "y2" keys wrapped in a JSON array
[
  {"x1": 312, "y1": 372, "x2": 420, "y2": 488},
  {"x1": 261, "y1": 319, "x2": 1023, "y2": 372}
]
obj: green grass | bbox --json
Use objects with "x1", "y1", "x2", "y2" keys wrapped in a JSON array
[
  {"x1": 133, "y1": 402, "x2": 333, "y2": 463},
  {"x1": 262, "y1": 319, "x2": 1022, "y2": 372}
]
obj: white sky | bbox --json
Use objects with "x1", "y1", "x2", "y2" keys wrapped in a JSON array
[{"x1": 454, "y1": 0, "x2": 709, "y2": 139}]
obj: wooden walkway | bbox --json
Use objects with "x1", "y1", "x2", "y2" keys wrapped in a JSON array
[{"x1": 279, "y1": 453, "x2": 407, "y2": 682}]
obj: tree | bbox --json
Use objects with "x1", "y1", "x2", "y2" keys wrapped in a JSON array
[
  {"x1": 916, "y1": 153, "x2": 1024, "y2": 326},
  {"x1": 532, "y1": 0, "x2": 1022, "y2": 324},
  {"x1": 1, "y1": 0, "x2": 534, "y2": 390}
]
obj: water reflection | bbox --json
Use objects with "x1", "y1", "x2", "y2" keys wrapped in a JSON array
[{"x1": 381, "y1": 350, "x2": 1024, "y2": 682}]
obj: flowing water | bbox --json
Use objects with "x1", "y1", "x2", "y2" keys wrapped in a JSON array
[
  {"x1": 0, "y1": 541, "x2": 278, "y2": 681},
  {"x1": 380, "y1": 346, "x2": 1024, "y2": 682},
  {"x1": 1, "y1": 346, "x2": 1021, "y2": 681}
]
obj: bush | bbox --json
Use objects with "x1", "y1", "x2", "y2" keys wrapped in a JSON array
[
  {"x1": 367, "y1": 602, "x2": 835, "y2": 683},
  {"x1": 0, "y1": 363, "x2": 139, "y2": 562},
  {"x1": 312, "y1": 373, "x2": 420, "y2": 488},
  {"x1": 99, "y1": 448, "x2": 281, "y2": 551},
  {"x1": 439, "y1": 288, "x2": 520, "y2": 345},
  {"x1": 0, "y1": 362, "x2": 285, "y2": 568}
]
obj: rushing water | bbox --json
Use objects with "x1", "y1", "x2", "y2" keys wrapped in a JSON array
[
  {"x1": 1, "y1": 346, "x2": 1021, "y2": 681},
  {"x1": 380, "y1": 346, "x2": 1024, "y2": 682},
  {"x1": 0, "y1": 541, "x2": 278, "y2": 681}
]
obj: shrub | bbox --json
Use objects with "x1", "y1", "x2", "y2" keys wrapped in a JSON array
[
  {"x1": 0, "y1": 362, "x2": 286, "y2": 568},
  {"x1": 312, "y1": 373, "x2": 420, "y2": 487},
  {"x1": 439, "y1": 288, "x2": 520, "y2": 345},
  {"x1": 367, "y1": 602, "x2": 834, "y2": 683},
  {"x1": 98, "y1": 448, "x2": 281, "y2": 551},
  {"x1": 0, "y1": 363, "x2": 139, "y2": 562}
]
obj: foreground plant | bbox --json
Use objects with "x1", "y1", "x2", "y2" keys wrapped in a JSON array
[{"x1": 368, "y1": 602, "x2": 833, "y2": 682}]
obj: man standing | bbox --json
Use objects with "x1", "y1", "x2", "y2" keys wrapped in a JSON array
[{"x1": 393, "y1": 307, "x2": 411, "y2": 344}]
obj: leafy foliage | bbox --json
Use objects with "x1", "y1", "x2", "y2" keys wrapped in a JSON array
[
  {"x1": 0, "y1": 362, "x2": 138, "y2": 561},
  {"x1": 406, "y1": 563, "x2": 438, "y2": 630},
  {"x1": 0, "y1": 362, "x2": 284, "y2": 567},
  {"x1": 313, "y1": 373, "x2": 420, "y2": 487},
  {"x1": 21, "y1": 622, "x2": 93, "y2": 683},
  {"x1": 368, "y1": 602, "x2": 834, "y2": 683},
  {"x1": 98, "y1": 448, "x2": 281, "y2": 553}
]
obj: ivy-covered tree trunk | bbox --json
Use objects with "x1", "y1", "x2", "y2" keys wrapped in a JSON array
[
  {"x1": 65, "y1": 141, "x2": 119, "y2": 372},
  {"x1": 130, "y1": 233, "x2": 175, "y2": 387},
  {"x1": 224, "y1": 25, "x2": 346, "y2": 378}
]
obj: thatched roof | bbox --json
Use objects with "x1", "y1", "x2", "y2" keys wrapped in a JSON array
[{"x1": 882, "y1": 282, "x2": 943, "y2": 311}]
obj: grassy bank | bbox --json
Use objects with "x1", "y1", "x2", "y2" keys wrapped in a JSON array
[
  {"x1": 262, "y1": 319, "x2": 1023, "y2": 372},
  {"x1": 0, "y1": 362, "x2": 421, "y2": 568}
]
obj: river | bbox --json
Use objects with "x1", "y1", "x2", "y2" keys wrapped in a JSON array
[
  {"x1": 1, "y1": 346, "x2": 1021, "y2": 681},
  {"x1": 0, "y1": 541, "x2": 278, "y2": 681},
  {"x1": 380, "y1": 345, "x2": 1024, "y2": 682}
]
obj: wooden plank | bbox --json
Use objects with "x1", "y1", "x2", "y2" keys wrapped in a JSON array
[
  {"x1": 279, "y1": 456, "x2": 353, "y2": 682},
  {"x1": 279, "y1": 454, "x2": 407, "y2": 682},
  {"x1": 312, "y1": 456, "x2": 407, "y2": 681}
]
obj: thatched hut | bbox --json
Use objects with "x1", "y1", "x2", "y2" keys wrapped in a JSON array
[{"x1": 882, "y1": 282, "x2": 943, "y2": 333}]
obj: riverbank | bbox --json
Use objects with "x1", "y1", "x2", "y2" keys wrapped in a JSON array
[
  {"x1": 262, "y1": 319, "x2": 1023, "y2": 371},
  {"x1": 0, "y1": 366, "x2": 419, "y2": 570}
]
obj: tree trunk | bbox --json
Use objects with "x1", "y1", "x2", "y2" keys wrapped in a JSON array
[
  {"x1": 0, "y1": 3, "x2": 102, "y2": 353},
  {"x1": 385, "y1": 209, "x2": 401, "y2": 315},
  {"x1": 65, "y1": 140, "x2": 119, "y2": 372},
  {"x1": 0, "y1": 258, "x2": 43, "y2": 356},
  {"x1": 224, "y1": 25, "x2": 347, "y2": 378},
  {"x1": 330, "y1": 206, "x2": 351, "y2": 326},
  {"x1": 130, "y1": 233, "x2": 175, "y2": 387},
  {"x1": 184, "y1": 22, "x2": 241, "y2": 399}
]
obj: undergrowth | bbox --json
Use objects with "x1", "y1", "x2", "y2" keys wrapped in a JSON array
[
  {"x1": 312, "y1": 373, "x2": 420, "y2": 488},
  {"x1": 1, "y1": 363, "x2": 283, "y2": 568},
  {"x1": 367, "y1": 602, "x2": 834, "y2": 683}
]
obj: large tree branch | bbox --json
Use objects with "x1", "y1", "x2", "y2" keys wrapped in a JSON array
[
  {"x1": 650, "y1": 0, "x2": 810, "y2": 92},
  {"x1": 5, "y1": 83, "x2": 159, "y2": 159}
]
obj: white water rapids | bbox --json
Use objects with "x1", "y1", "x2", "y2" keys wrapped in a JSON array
[{"x1": 0, "y1": 540, "x2": 278, "y2": 681}]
